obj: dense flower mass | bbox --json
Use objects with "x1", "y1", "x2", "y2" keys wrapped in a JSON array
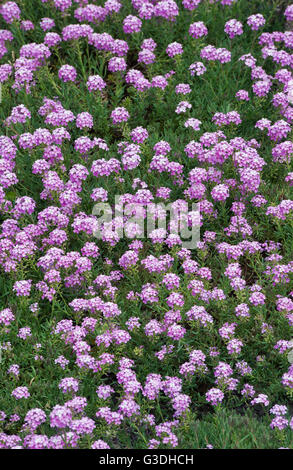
[{"x1": 0, "y1": 0, "x2": 292, "y2": 451}]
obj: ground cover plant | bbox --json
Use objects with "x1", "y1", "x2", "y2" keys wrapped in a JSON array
[{"x1": 0, "y1": 0, "x2": 293, "y2": 450}]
